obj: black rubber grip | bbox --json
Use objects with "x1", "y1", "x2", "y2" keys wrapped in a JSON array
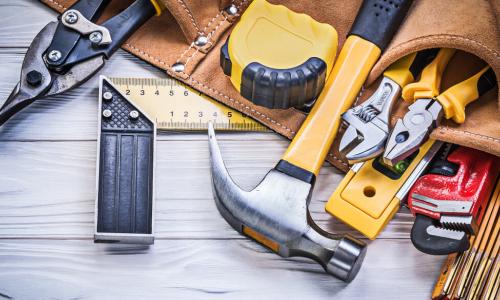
[
  {"x1": 96, "y1": 79, "x2": 154, "y2": 243},
  {"x1": 62, "y1": 0, "x2": 156, "y2": 69},
  {"x1": 408, "y1": 48, "x2": 439, "y2": 80},
  {"x1": 477, "y1": 68, "x2": 497, "y2": 96},
  {"x1": 349, "y1": 0, "x2": 413, "y2": 51},
  {"x1": 411, "y1": 214, "x2": 469, "y2": 255},
  {"x1": 241, "y1": 58, "x2": 327, "y2": 109},
  {"x1": 275, "y1": 160, "x2": 316, "y2": 185},
  {"x1": 220, "y1": 38, "x2": 327, "y2": 109}
]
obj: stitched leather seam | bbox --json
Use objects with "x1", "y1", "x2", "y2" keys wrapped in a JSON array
[
  {"x1": 188, "y1": 77, "x2": 348, "y2": 167},
  {"x1": 184, "y1": 13, "x2": 229, "y2": 67},
  {"x1": 202, "y1": 12, "x2": 221, "y2": 33},
  {"x1": 189, "y1": 77, "x2": 296, "y2": 133},
  {"x1": 124, "y1": 43, "x2": 171, "y2": 68},
  {"x1": 46, "y1": 0, "x2": 66, "y2": 9},
  {"x1": 178, "y1": 1, "x2": 232, "y2": 66},
  {"x1": 207, "y1": 12, "x2": 229, "y2": 39},
  {"x1": 46, "y1": 0, "x2": 348, "y2": 168},
  {"x1": 437, "y1": 127, "x2": 500, "y2": 143},
  {"x1": 178, "y1": 42, "x2": 195, "y2": 62},
  {"x1": 389, "y1": 34, "x2": 499, "y2": 59},
  {"x1": 177, "y1": 0, "x2": 201, "y2": 34}
]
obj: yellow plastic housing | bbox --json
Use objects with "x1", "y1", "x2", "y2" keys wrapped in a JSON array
[
  {"x1": 325, "y1": 139, "x2": 436, "y2": 239},
  {"x1": 227, "y1": 0, "x2": 337, "y2": 91}
]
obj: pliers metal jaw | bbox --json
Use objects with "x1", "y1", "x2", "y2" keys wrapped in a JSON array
[
  {"x1": 0, "y1": 0, "x2": 158, "y2": 126},
  {"x1": 383, "y1": 98, "x2": 443, "y2": 166},
  {"x1": 339, "y1": 77, "x2": 401, "y2": 164}
]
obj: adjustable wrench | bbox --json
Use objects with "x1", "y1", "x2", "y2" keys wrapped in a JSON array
[{"x1": 340, "y1": 49, "x2": 438, "y2": 164}]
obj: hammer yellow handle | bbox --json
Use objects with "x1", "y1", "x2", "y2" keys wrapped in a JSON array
[
  {"x1": 402, "y1": 48, "x2": 456, "y2": 102},
  {"x1": 282, "y1": 36, "x2": 381, "y2": 175},
  {"x1": 437, "y1": 66, "x2": 495, "y2": 124}
]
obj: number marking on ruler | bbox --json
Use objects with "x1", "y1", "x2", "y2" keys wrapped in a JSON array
[{"x1": 109, "y1": 77, "x2": 269, "y2": 132}]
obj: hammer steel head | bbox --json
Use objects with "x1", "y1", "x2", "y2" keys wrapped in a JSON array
[{"x1": 208, "y1": 123, "x2": 367, "y2": 282}]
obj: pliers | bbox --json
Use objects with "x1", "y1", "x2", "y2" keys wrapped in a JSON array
[
  {"x1": 339, "y1": 49, "x2": 438, "y2": 164},
  {"x1": 0, "y1": 0, "x2": 163, "y2": 126},
  {"x1": 383, "y1": 48, "x2": 497, "y2": 166}
]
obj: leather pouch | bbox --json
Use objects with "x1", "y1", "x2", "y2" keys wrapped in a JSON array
[{"x1": 43, "y1": 0, "x2": 499, "y2": 172}]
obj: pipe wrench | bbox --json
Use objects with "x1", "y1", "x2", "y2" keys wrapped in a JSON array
[
  {"x1": 340, "y1": 49, "x2": 438, "y2": 164},
  {"x1": 408, "y1": 146, "x2": 499, "y2": 255},
  {"x1": 383, "y1": 48, "x2": 498, "y2": 166},
  {"x1": 0, "y1": 0, "x2": 163, "y2": 126}
]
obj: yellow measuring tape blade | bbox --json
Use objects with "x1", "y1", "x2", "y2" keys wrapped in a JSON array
[{"x1": 109, "y1": 77, "x2": 268, "y2": 132}]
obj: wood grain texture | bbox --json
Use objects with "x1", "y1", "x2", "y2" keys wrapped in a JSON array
[
  {"x1": 0, "y1": 1, "x2": 445, "y2": 299},
  {"x1": 0, "y1": 239, "x2": 440, "y2": 300}
]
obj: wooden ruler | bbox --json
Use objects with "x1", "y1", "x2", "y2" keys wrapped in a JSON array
[{"x1": 109, "y1": 77, "x2": 268, "y2": 132}]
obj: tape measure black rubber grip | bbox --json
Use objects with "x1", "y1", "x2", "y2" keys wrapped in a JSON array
[
  {"x1": 221, "y1": 42, "x2": 327, "y2": 109},
  {"x1": 220, "y1": 0, "x2": 337, "y2": 110},
  {"x1": 349, "y1": 0, "x2": 413, "y2": 51}
]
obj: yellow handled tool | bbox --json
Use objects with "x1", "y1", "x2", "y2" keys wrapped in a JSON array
[
  {"x1": 383, "y1": 50, "x2": 497, "y2": 166},
  {"x1": 325, "y1": 139, "x2": 442, "y2": 239},
  {"x1": 208, "y1": 0, "x2": 413, "y2": 282},
  {"x1": 220, "y1": 0, "x2": 338, "y2": 109},
  {"x1": 402, "y1": 48, "x2": 456, "y2": 101},
  {"x1": 281, "y1": 0, "x2": 414, "y2": 176},
  {"x1": 339, "y1": 49, "x2": 438, "y2": 164}
]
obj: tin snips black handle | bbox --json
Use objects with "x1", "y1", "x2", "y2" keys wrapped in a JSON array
[{"x1": 0, "y1": 0, "x2": 161, "y2": 127}]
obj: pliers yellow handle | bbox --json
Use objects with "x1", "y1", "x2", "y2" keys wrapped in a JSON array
[
  {"x1": 402, "y1": 48, "x2": 456, "y2": 101},
  {"x1": 339, "y1": 49, "x2": 438, "y2": 164},
  {"x1": 383, "y1": 48, "x2": 497, "y2": 166},
  {"x1": 438, "y1": 66, "x2": 495, "y2": 123}
]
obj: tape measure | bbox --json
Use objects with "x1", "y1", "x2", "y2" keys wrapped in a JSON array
[
  {"x1": 220, "y1": 0, "x2": 337, "y2": 109},
  {"x1": 109, "y1": 77, "x2": 268, "y2": 132}
]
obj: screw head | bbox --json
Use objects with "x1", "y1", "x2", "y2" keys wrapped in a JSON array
[
  {"x1": 129, "y1": 110, "x2": 140, "y2": 120},
  {"x1": 103, "y1": 92, "x2": 113, "y2": 101},
  {"x1": 172, "y1": 62, "x2": 185, "y2": 73},
  {"x1": 47, "y1": 50, "x2": 62, "y2": 62},
  {"x1": 226, "y1": 4, "x2": 238, "y2": 15},
  {"x1": 102, "y1": 109, "x2": 112, "y2": 118},
  {"x1": 26, "y1": 70, "x2": 43, "y2": 87},
  {"x1": 64, "y1": 11, "x2": 79, "y2": 24},
  {"x1": 195, "y1": 35, "x2": 208, "y2": 47},
  {"x1": 89, "y1": 31, "x2": 103, "y2": 44}
]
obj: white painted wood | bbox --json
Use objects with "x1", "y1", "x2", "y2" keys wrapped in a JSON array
[
  {"x1": 0, "y1": 239, "x2": 443, "y2": 300},
  {"x1": 0, "y1": 1, "x2": 445, "y2": 299},
  {"x1": 0, "y1": 140, "x2": 416, "y2": 239}
]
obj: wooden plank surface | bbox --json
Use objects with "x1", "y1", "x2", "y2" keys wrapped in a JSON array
[{"x1": 0, "y1": 1, "x2": 445, "y2": 299}]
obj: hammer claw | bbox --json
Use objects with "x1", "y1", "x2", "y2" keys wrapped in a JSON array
[{"x1": 208, "y1": 123, "x2": 367, "y2": 282}]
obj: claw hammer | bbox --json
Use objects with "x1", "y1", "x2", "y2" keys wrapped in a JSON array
[{"x1": 209, "y1": 0, "x2": 413, "y2": 281}]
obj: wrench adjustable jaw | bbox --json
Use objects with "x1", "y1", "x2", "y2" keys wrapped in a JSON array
[
  {"x1": 208, "y1": 124, "x2": 366, "y2": 282},
  {"x1": 383, "y1": 99, "x2": 443, "y2": 166},
  {"x1": 339, "y1": 77, "x2": 401, "y2": 164}
]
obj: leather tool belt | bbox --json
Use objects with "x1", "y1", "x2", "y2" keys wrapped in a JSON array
[{"x1": 43, "y1": 0, "x2": 500, "y2": 171}]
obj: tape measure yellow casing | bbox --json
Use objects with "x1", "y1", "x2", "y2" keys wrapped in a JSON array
[{"x1": 220, "y1": 0, "x2": 337, "y2": 109}]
